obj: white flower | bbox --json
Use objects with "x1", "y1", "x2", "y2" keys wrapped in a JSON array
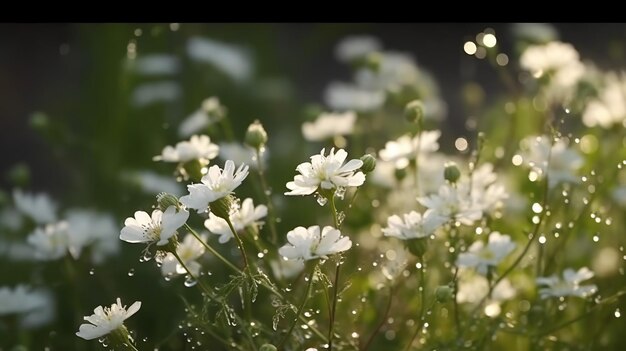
[
  {"x1": 128, "y1": 54, "x2": 180, "y2": 76},
  {"x1": 582, "y1": 72, "x2": 626, "y2": 128},
  {"x1": 456, "y1": 232, "x2": 516, "y2": 275},
  {"x1": 187, "y1": 37, "x2": 252, "y2": 83},
  {"x1": 66, "y1": 209, "x2": 120, "y2": 264},
  {"x1": 511, "y1": 23, "x2": 558, "y2": 43},
  {"x1": 121, "y1": 170, "x2": 184, "y2": 196},
  {"x1": 27, "y1": 221, "x2": 70, "y2": 260},
  {"x1": 302, "y1": 111, "x2": 357, "y2": 142},
  {"x1": 153, "y1": 135, "x2": 219, "y2": 163},
  {"x1": 324, "y1": 81, "x2": 386, "y2": 112},
  {"x1": 279, "y1": 225, "x2": 352, "y2": 261},
  {"x1": 382, "y1": 210, "x2": 446, "y2": 240},
  {"x1": 335, "y1": 35, "x2": 382, "y2": 63},
  {"x1": 520, "y1": 135, "x2": 583, "y2": 187},
  {"x1": 180, "y1": 160, "x2": 249, "y2": 212},
  {"x1": 270, "y1": 258, "x2": 305, "y2": 280},
  {"x1": 285, "y1": 148, "x2": 365, "y2": 196},
  {"x1": 131, "y1": 81, "x2": 181, "y2": 107},
  {"x1": 456, "y1": 271, "x2": 515, "y2": 317},
  {"x1": 178, "y1": 97, "x2": 224, "y2": 138},
  {"x1": 537, "y1": 267, "x2": 598, "y2": 299},
  {"x1": 161, "y1": 233, "x2": 206, "y2": 277},
  {"x1": 13, "y1": 189, "x2": 57, "y2": 224},
  {"x1": 120, "y1": 206, "x2": 189, "y2": 246},
  {"x1": 418, "y1": 184, "x2": 482, "y2": 225},
  {"x1": 0, "y1": 285, "x2": 54, "y2": 329},
  {"x1": 379, "y1": 131, "x2": 441, "y2": 169},
  {"x1": 355, "y1": 51, "x2": 420, "y2": 90},
  {"x1": 218, "y1": 142, "x2": 266, "y2": 170},
  {"x1": 76, "y1": 298, "x2": 141, "y2": 340},
  {"x1": 459, "y1": 163, "x2": 509, "y2": 215},
  {"x1": 204, "y1": 198, "x2": 267, "y2": 243}
]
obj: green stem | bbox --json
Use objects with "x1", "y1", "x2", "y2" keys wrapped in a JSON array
[
  {"x1": 405, "y1": 257, "x2": 427, "y2": 350},
  {"x1": 278, "y1": 264, "x2": 317, "y2": 348},
  {"x1": 255, "y1": 147, "x2": 279, "y2": 245},
  {"x1": 361, "y1": 286, "x2": 394, "y2": 351},
  {"x1": 186, "y1": 224, "x2": 240, "y2": 273},
  {"x1": 225, "y1": 217, "x2": 251, "y2": 272},
  {"x1": 328, "y1": 194, "x2": 342, "y2": 350}
]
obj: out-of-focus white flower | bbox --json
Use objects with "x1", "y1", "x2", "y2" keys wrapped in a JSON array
[
  {"x1": 120, "y1": 206, "x2": 189, "y2": 246},
  {"x1": 204, "y1": 198, "x2": 267, "y2": 243},
  {"x1": 0, "y1": 285, "x2": 55, "y2": 328},
  {"x1": 582, "y1": 72, "x2": 626, "y2": 128},
  {"x1": 456, "y1": 271, "x2": 515, "y2": 317},
  {"x1": 27, "y1": 221, "x2": 70, "y2": 260},
  {"x1": 520, "y1": 135, "x2": 583, "y2": 187},
  {"x1": 121, "y1": 170, "x2": 184, "y2": 196},
  {"x1": 302, "y1": 111, "x2": 357, "y2": 142},
  {"x1": 76, "y1": 298, "x2": 141, "y2": 340},
  {"x1": 418, "y1": 184, "x2": 482, "y2": 225},
  {"x1": 537, "y1": 267, "x2": 598, "y2": 299},
  {"x1": 180, "y1": 160, "x2": 249, "y2": 213},
  {"x1": 131, "y1": 81, "x2": 181, "y2": 107},
  {"x1": 270, "y1": 258, "x2": 305, "y2": 280},
  {"x1": 458, "y1": 163, "x2": 509, "y2": 216},
  {"x1": 324, "y1": 81, "x2": 386, "y2": 112},
  {"x1": 335, "y1": 35, "x2": 382, "y2": 63},
  {"x1": 66, "y1": 209, "x2": 120, "y2": 264},
  {"x1": 592, "y1": 247, "x2": 621, "y2": 278},
  {"x1": 511, "y1": 23, "x2": 559, "y2": 43},
  {"x1": 13, "y1": 189, "x2": 57, "y2": 224},
  {"x1": 279, "y1": 225, "x2": 352, "y2": 261},
  {"x1": 457, "y1": 232, "x2": 516, "y2": 275},
  {"x1": 161, "y1": 233, "x2": 206, "y2": 277},
  {"x1": 355, "y1": 51, "x2": 419, "y2": 90},
  {"x1": 178, "y1": 97, "x2": 225, "y2": 138},
  {"x1": 128, "y1": 54, "x2": 180, "y2": 76},
  {"x1": 187, "y1": 37, "x2": 253, "y2": 83},
  {"x1": 153, "y1": 135, "x2": 219, "y2": 164},
  {"x1": 379, "y1": 131, "x2": 441, "y2": 169},
  {"x1": 382, "y1": 210, "x2": 446, "y2": 240},
  {"x1": 285, "y1": 148, "x2": 365, "y2": 196},
  {"x1": 217, "y1": 142, "x2": 266, "y2": 170}
]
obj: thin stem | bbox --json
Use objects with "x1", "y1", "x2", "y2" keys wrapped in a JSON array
[
  {"x1": 186, "y1": 224, "x2": 240, "y2": 273},
  {"x1": 328, "y1": 194, "x2": 343, "y2": 350},
  {"x1": 255, "y1": 147, "x2": 279, "y2": 244},
  {"x1": 224, "y1": 218, "x2": 251, "y2": 272},
  {"x1": 278, "y1": 264, "x2": 317, "y2": 348},
  {"x1": 361, "y1": 286, "x2": 394, "y2": 351},
  {"x1": 405, "y1": 257, "x2": 427, "y2": 350}
]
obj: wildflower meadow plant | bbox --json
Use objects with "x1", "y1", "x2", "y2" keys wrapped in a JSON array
[{"x1": 2, "y1": 24, "x2": 626, "y2": 351}]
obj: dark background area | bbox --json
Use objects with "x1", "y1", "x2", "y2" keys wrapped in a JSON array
[{"x1": 1, "y1": 23, "x2": 625, "y2": 197}]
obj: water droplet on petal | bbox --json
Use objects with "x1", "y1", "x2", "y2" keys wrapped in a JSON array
[
  {"x1": 128, "y1": 269, "x2": 135, "y2": 277},
  {"x1": 316, "y1": 194, "x2": 328, "y2": 206}
]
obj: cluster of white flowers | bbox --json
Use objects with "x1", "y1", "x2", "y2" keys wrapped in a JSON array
[
  {"x1": 0, "y1": 285, "x2": 55, "y2": 328},
  {"x1": 379, "y1": 131, "x2": 441, "y2": 169},
  {"x1": 537, "y1": 267, "x2": 598, "y2": 299},
  {"x1": 582, "y1": 71, "x2": 626, "y2": 128},
  {"x1": 301, "y1": 111, "x2": 356, "y2": 142},
  {"x1": 456, "y1": 232, "x2": 516, "y2": 275},
  {"x1": 519, "y1": 135, "x2": 583, "y2": 187},
  {"x1": 160, "y1": 233, "x2": 207, "y2": 277},
  {"x1": 153, "y1": 134, "x2": 219, "y2": 164},
  {"x1": 204, "y1": 198, "x2": 267, "y2": 243}
]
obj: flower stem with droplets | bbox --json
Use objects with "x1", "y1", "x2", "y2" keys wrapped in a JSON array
[
  {"x1": 328, "y1": 193, "x2": 342, "y2": 350},
  {"x1": 405, "y1": 256, "x2": 427, "y2": 351},
  {"x1": 185, "y1": 224, "x2": 240, "y2": 273},
  {"x1": 225, "y1": 217, "x2": 252, "y2": 272},
  {"x1": 278, "y1": 263, "x2": 317, "y2": 348},
  {"x1": 255, "y1": 147, "x2": 279, "y2": 245}
]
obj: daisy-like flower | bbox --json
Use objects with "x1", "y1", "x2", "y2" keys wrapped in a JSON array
[
  {"x1": 178, "y1": 97, "x2": 225, "y2": 138},
  {"x1": 27, "y1": 221, "x2": 70, "y2": 261},
  {"x1": 537, "y1": 267, "x2": 598, "y2": 299},
  {"x1": 519, "y1": 135, "x2": 583, "y2": 188},
  {"x1": 279, "y1": 225, "x2": 352, "y2": 261},
  {"x1": 582, "y1": 71, "x2": 626, "y2": 128},
  {"x1": 76, "y1": 298, "x2": 141, "y2": 340},
  {"x1": 270, "y1": 258, "x2": 306, "y2": 280},
  {"x1": 218, "y1": 142, "x2": 266, "y2": 170},
  {"x1": 418, "y1": 184, "x2": 482, "y2": 225},
  {"x1": 180, "y1": 160, "x2": 249, "y2": 213},
  {"x1": 13, "y1": 189, "x2": 57, "y2": 224},
  {"x1": 324, "y1": 81, "x2": 386, "y2": 112},
  {"x1": 160, "y1": 233, "x2": 206, "y2": 277},
  {"x1": 379, "y1": 131, "x2": 441, "y2": 169},
  {"x1": 120, "y1": 206, "x2": 189, "y2": 246},
  {"x1": 0, "y1": 285, "x2": 55, "y2": 328},
  {"x1": 153, "y1": 135, "x2": 219, "y2": 163},
  {"x1": 285, "y1": 148, "x2": 365, "y2": 196},
  {"x1": 456, "y1": 270, "x2": 516, "y2": 317},
  {"x1": 204, "y1": 198, "x2": 267, "y2": 243},
  {"x1": 456, "y1": 232, "x2": 516, "y2": 275},
  {"x1": 66, "y1": 209, "x2": 120, "y2": 264},
  {"x1": 301, "y1": 111, "x2": 357, "y2": 142},
  {"x1": 382, "y1": 210, "x2": 447, "y2": 240}
]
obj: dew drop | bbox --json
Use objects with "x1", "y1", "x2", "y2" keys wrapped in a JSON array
[
  {"x1": 128, "y1": 269, "x2": 135, "y2": 277},
  {"x1": 316, "y1": 194, "x2": 328, "y2": 206},
  {"x1": 89, "y1": 268, "x2": 95, "y2": 276}
]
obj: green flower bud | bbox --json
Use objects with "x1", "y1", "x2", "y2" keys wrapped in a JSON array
[
  {"x1": 435, "y1": 285, "x2": 454, "y2": 303},
  {"x1": 394, "y1": 167, "x2": 407, "y2": 182},
  {"x1": 156, "y1": 192, "x2": 181, "y2": 212},
  {"x1": 404, "y1": 100, "x2": 424, "y2": 124},
  {"x1": 444, "y1": 162, "x2": 461, "y2": 183},
  {"x1": 245, "y1": 120, "x2": 268, "y2": 150},
  {"x1": 405, "y1": 238, "x2": 427, "y2": 257},
  {"x1": 259, "y1": 344, "x2": 278, "y2": 351},
  {"x1": 359, "y1": 154, "x2": 377, "y2": 173},
  {"x1": 210, "y1": 195, "x2": 234, "y2": 221}
]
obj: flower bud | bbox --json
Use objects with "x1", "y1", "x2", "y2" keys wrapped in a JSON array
[
  {"x1": 156, "y1": 193, "x2": 181, "y2": 212},
  {"x1": 210, "y1": 195, "x2": 234, "y2": 221},
  {"x1": 259, "y1": 344, "x2": 278, "y2": 351},
  {"x1": 359, "y1": 154, "x2": 377, "y2": 173},
  {"x1": 404, "y1": 100, "x2": 424, "y2": 124},
  {"x1": 435, "y1": 285, "x2": 454, "y2": 303},
  {"x1": 394, "y1": 167, "x2": 407, "y2": 182},
  {"x1": 245, "y1": 120, "x2": 268, "y2": 150},
  {"x1": 405, "y1": 238, "x2": 427, "y2": 257},
  {"x1": 444, "y1": 162, "x2": 461, "y2": 183}
]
